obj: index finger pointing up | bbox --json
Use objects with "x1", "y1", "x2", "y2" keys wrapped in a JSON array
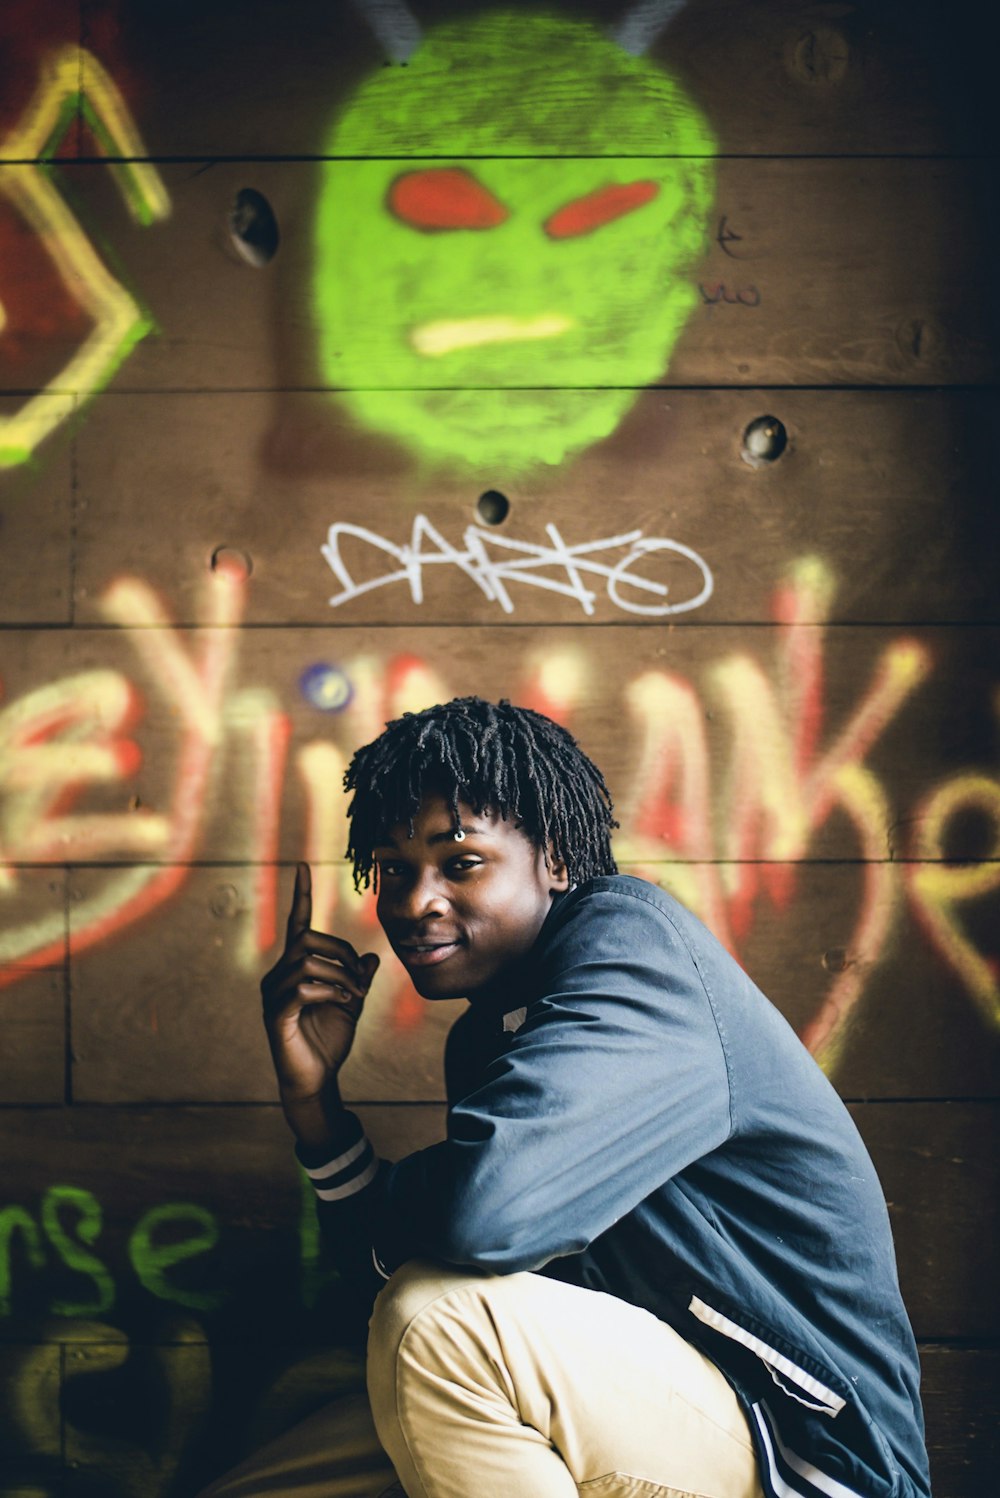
[{"x1": 286, "y1": 862, "x2": 313, "y2": 945}]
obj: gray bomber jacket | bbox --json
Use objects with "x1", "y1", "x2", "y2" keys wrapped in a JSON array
[{"x1": 302, "y1": 876, "x2": 931, "y2": 1498}]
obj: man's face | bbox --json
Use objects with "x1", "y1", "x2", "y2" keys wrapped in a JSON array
[{"x1": 374, "y1": 791, "x2": 568, "y2": 1002}]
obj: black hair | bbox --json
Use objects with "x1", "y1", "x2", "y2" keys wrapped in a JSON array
[{"x1": 344, "y1": 696, "x2": 618, "y2": 890}]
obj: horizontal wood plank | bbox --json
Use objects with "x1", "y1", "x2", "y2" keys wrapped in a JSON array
[
  {"x1": 0, "y1": 1336, "x2": 992, "y2": 1498},
  {"x1": 62, "y1": 388, "x2": 1000, "y2": 629},
  {"x1": 0, "y1": 157, "x2": 992, "y2": 411},
  {"x1": 0, "y1": 400, "x2": 73, "y2": 624},
  {"x1": 0, "y1": 871, "x2": 67, "y2": 1104},
  {"x1": 2, "y1": 4, "x2": 994, "y2": 1494},
  {"x1": 849, "y1": 1102, "x2": 1000, "y2": 1342},
  {"x1": 62, "y1": 0, "x2": 999, "y2": 159},
  {"x1": 0, "y1": 1340, "x2": 61, "y2": 1494},
  {"x1": 919, "y1": 1345, "x2": 1000, "y2": 1498},
  {"x1": 0, "y1": 1103, "x2": 993, "y2": 1341},
  {"x1": 0, "y1": 623, "x2": 995, "y2": 860},
  {"x1": 0, "y1": 968, "x2": 65, "y2": 1106},
  {"x1": 52, "y1": 859, "x2": 1000, "y2": 1104},
  {"x1": 0, "y1": 1103, "x2": 444, "y2": 1346}
]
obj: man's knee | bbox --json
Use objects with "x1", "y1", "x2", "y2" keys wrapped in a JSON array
[
  {"x1": 368, "y1": 1259, "x2": 489, "y2": 1399},
  {"x1": 370, "y1": 1258, "x2": 479, "y2": 1353}
]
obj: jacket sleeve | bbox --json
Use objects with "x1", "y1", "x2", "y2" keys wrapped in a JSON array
[
  {"x1": 379, "y1": 885, "x2": 733, "y2": 1274},
  {"x1": 299, "y1": 999, "x2": 513, "y2": 1299}
]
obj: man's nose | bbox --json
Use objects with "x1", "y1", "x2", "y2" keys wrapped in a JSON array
[{"x1": 397, "y1": 869, "x2": 449, "y2": 922}]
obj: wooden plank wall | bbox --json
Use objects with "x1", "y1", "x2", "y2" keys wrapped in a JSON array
[{"x1": 1, "y1": 0, "x2": 998, "y2": 1492}]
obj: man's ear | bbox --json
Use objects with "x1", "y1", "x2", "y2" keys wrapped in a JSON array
[{"x1": 546, "y1": 845, "x2": 570, "y2": 893}]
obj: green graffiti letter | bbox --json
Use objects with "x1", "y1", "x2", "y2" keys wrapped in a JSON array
[
  {"x1": 0, "y1": 1206, "x2": 46, "y2": 1315},
  {"x1": 313, "y1": 10, "x2": 715, "y2": 475},
  {"x1": 41, "y1": 1185, "x2": 115, "y2": 1317},
  {"x1": 128, "y1": 1203, "x2": 225, "y2": 1311}
]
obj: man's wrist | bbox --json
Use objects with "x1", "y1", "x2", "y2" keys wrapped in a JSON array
[
  {"x1": 297, "y1": 1116, "x2": 378, "y2": 1202},
  {"x1": 281, "y1": 1080, "x2": 351, "y2": 1157}
]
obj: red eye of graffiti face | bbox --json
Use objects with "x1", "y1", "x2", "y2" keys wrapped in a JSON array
[
  {"x1": 388, "y1": 168, "x2": 509, "y2": 231},
  {"x1": 544, "y1": 180, "x2": 660, "y2": 239}
]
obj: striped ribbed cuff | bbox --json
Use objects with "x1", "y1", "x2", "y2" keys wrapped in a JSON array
[{"x1": 297, "y1": 1129, "x2": 378, "y2": 1202}]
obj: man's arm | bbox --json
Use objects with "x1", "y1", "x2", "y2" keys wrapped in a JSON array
[
  {"x1": 365, "y1": 886, "x2": 733, "y2": 1277},
  {"x1": 261, "y1": 862, "x2": 379, "y2": 1151},
  {"x1": 262, "y1": 865, "x2": 390, "y2": 1287}
]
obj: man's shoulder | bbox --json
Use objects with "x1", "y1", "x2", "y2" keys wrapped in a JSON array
[
  {"x1": 540, "y1": 874, "x2": 703, "y2": 961},
  {"x1": 551, "y1": 873, "x2": 694, "y2": 930},
  {"x1": 540, "y1": 874, "x2": 747, "y2": 993}
]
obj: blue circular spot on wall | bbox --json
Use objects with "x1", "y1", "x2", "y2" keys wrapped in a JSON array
[{"x1": 300, "y1": 663, "x2": 353, "y2": 712}]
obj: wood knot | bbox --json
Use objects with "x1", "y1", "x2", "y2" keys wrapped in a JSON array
[{"x1": 787, "y1": 26, "x2": 850, "y2": 86}]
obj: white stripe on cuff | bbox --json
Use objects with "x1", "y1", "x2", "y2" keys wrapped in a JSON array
[
  {"x1": 313, "y1": 1155, "x2": 379, "y2": 1201},
  {"x1": 304, "y1": 1133, "x2": 370, "y2": 1181}
]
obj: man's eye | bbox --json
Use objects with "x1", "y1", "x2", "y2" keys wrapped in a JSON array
[
  {"x1": 543, "y1": 180, "x2": 659, "y2": 239},
  {"x1": 387, "y1": 168, "x2": 509, "y2": 231},
  {"x1": 449, "y1": 857, "x2": 482, "y2": 873}
]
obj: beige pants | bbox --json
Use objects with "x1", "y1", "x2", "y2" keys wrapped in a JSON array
[{"x1": 198, "y1": 1259, "x2": 763, "y2": 1498}]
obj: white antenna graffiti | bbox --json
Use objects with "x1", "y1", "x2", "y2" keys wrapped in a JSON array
[
  {"x1": 349, "y1": 0, "x2": 423, "y2": 62},
  {"x1": 613, "y1": 0, "x2": 692, "y2": 55}
]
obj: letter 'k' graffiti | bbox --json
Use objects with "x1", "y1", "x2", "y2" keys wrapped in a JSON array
[{"x1": 0, "y1": 46, "x2": 170, "y2": 468}]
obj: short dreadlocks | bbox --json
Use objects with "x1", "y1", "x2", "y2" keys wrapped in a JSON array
[{"x1": 344, "y1": 697, "x2": 618, "y2": 891}]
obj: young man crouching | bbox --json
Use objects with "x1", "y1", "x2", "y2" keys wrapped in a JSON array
[{"x1": 200, "y1": 696, "x2": 929, "y2": 1498}]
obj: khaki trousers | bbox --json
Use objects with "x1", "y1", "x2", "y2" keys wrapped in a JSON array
[{"x1": 197, "y1": 1259, "x2": 763, "y2": 1498}]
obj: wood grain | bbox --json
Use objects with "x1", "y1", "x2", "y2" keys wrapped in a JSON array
[
  {"x1": 66, "y1": 387, "x2": 1000, "y2": 629},
  {"x1": 0, "y1": 1102, "x2": 993, "y2": 1341},
  {"x1": 0, "y1": 1340, "x2": 61, "y2": 1495},
  {"x1": 56, "y1": 859, "x2": 1000, "y2": 1106},
  {"x1": 849, "y1": 1102, "x2": 1000, "y2": 1341},
  {"x1": 0, "y1": 623, "x2": 994, "y2": 861},
  {"x1": 0, "y1": 1335, "x2": 992, "y2": 1498},
  {"x1": 0, "y1": 399, "x2": 73, "y2": 626},
  {"x1": 0, "y1": 871, "x2": 67, "y2": 1104},
  {"x1": 70, "y1": 0, "x2": 999, "y2": 159},
  {"x1": 0, "y1": 1104, "x2": 444, "y2": 1346},
  {"x1": 0, "y1": 2, "x2": 994, "y2": 1488},
  {"x1": 0, "y1": 967, "x2": 65, "y2": 1106},
  {"x1": 0, "y1": 157, "x2": 992, "y2": 401},
  {"x1": 919, "y1": 1345, "x2": 1000, "y2": 1498}
]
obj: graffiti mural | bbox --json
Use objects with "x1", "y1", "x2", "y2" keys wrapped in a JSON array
[
  {"x1": 321, "y1": 512, "x2": 715, "y2": 616},
  {"x1": 0, "y1": 44, "x2": 170, "y2": 468},
  {"x1": 0, "y1": 5, "x2": 996, "y2": 1492},
  {"x1": 1, "y1": 556, "x2": 997, "y2": 1068},
  {"x1": 907, "y1": 759, "x2": 1000, "y2": 1029},
  {"x1": 313, "y1": 7, "x2": 715, "y2": 473}
]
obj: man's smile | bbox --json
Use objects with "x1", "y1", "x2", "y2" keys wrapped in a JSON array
[{"x1": 394, "y1": 937, "x2": 462, "y2": 968}]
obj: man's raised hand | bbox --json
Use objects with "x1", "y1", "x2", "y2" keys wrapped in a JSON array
[{"x1": 261, "y1": 863, "x2": 379, "y2": 1107}]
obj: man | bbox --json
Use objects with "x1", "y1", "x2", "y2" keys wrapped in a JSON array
[{"x1": 202, "y1": 697, "x2": 929, "y2": 1498}]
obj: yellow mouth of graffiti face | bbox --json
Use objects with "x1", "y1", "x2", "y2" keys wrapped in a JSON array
[{"x1": 409, "y1": 313, "x2": 577, "y2": 357}]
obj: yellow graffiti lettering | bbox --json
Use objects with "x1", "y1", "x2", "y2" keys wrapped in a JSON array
[
  {"x1": 0, "y1": 670, "x2": 169, "y2": 878},
  {"x1": 228, "y1": 688, "x2": 292, "y2": 963},
  {"x1": 296, "y1": 740, "x2": 354, "y2": 936},
  {"x1": 908, "y1": 752, "x2": 1000, "y2": 1027},
  {"x1": 604, "y1": 560, "x2": 933, "y2": 1067},
  {"x1": 0, "y1": 565, "x2": 249, "y2": 980},
  {"x1": 0, "y1": 46, "x2": 170, "y2": 467}
]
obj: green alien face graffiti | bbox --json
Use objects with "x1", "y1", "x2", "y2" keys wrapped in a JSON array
[{"x1": 313, "y1": 10, "x2": 715, "y2": 475}]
